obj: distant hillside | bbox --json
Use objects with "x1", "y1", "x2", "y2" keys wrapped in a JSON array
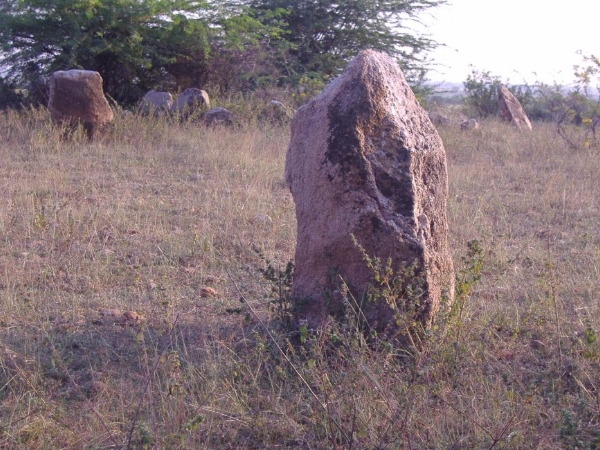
[
  {"x1": 426, "y1": 81, "x2": 465, "y2": 93},
  {"x1": 426, "y1": 81, "x2": 465, "y2": 104}
]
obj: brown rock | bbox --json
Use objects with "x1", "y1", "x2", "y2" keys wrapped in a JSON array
[
  {"x1": 123, "y1": 311, "x2": 140, "y2": 322},
  {"x1": 48, "y1": 70, "x2": 114, "y2": 139},
  {"x1": 285, "y1": 50, "x2": 454, "y2": 335},
  {"x1": 202, "y1": 107, "x2": 233, "y2": 127},
  {"x1": 497, "y1": 85, "x2": 532, "y2": 130},
  {"x1": 171, "y1": 88, "x2": 210, "y2": 119},
  {"x1": 139, "y1": 89, "x2": 173, "y2": 117},
  {"x1": 200, "y1": 286, "x2": 218, "y2": 298},
  {"x1": 460, "y1": 118, "x2": 480, "y2": 130}
]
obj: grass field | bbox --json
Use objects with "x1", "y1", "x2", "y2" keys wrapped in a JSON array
[{"x1": 1, "y1": 107, "x2": 599, "y2": 449}]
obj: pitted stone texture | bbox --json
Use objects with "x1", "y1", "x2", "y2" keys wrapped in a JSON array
[
  {"x1": 286, "y1": 50, "x2": 454, "y2": 333},
  {"x1": 48, "y1": 70, "x2": 113, "y2": 138},
  {"x1": 498, "y1": 85, "x2": 532, "y2": 130}
]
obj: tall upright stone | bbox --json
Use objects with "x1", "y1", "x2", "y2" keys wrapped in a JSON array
[
  {"x1": 48, "y1": 70, "x2": 114, "y2": 139},
  {"x1": 497, "y1": 85, "x2": 532, "y2": 130},
  {"x1": 285, "y1": 50, "x2": 454, "y2": 334}
]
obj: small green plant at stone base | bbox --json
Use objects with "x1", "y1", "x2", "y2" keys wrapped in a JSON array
[
  {"x1": 252, "y1": 245, "x2": 294, "y2": 326},
  {"x1": 349, "y1": 234, "x2": 427, "y2": 349},
  {"x1": 448, "y1": 239, "x2": 484, "y2": 345},
  {"x1": 426, "y1": 239, "x2": 484, "y2": 377}
]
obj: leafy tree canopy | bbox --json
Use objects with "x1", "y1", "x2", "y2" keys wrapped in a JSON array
[
  {"x1": 248, "y1": 0, "x2": 445, "y2": 85},
  {"x1": 0, "y1": 0, "x2": 446, "y2": 106},
  {"x1": 0, "y1": 0, "x2": 211, "y2": 105}
]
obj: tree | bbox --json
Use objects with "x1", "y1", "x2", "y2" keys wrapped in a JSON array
[
  {"x1": 247, "y1": 0, "x2": 445, "y2": 85},
  {"x1": 0, "y1": 0, "x2": 211, "y2": 106},
  {"x1": 462, "y1": 68, "x2": 503, "y2": 117},
  {"x1": 201, "y1": 1, "x2": 291, "y2": 92},
  {"x1": 0, "y1": 76, "x2": 25, "y2": 110},
  {"x1": 0, "y1": 0, "x2": 447, "y2": 106},
  {"x1": 545, "y1": 53, "x2": 600, "y2": 148}
]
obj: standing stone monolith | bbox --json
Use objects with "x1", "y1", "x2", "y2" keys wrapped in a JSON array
[
  {"x1": 497, "y1": 85, "x2": 532, "y2": 130},
  {"x1": 285, "y1": 50, "x2": 454, "y2": 335},
  {"x1": 48, "y1": 70, "x2": 114, "y2": 139}
]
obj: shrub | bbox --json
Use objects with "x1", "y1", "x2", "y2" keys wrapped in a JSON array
[{"x1": 0, "y1": 76, "x2": 25, "y2": 110}]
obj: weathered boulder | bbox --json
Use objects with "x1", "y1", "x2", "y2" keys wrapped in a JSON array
[
  {"x1": 170, "y1": 88, "x2": 210, "y2": 119},
  {"x1": 460, "y1": 118, "x2": 480, "y2": 130},
  {"x1": 203, "y1": 107, "x2": 234, "y2": 127},
  {"x1": 497, "y1": 85, "x2": 532, "y2": 130},
  {"x1": 139, "y1": 90, "x2": 173, "y2": 117},
  {"x1": 285, "y1": 50, "x2": 454, "y2": 335},
  {"x1": 48, "y1": 70, "x2": 113, "y2": 139}
]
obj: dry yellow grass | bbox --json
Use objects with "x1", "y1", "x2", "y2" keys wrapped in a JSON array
[{"x1": 0, "y1": 108, "x2": 599, "y2": 449}]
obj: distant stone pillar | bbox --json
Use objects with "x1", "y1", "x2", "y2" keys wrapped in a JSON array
[
  {"x1": 285, "y1": 50, "x2": 454, "y2": 335},
  {"x1": 497, "y1": 85, "x2": 532, "y2": 130}
]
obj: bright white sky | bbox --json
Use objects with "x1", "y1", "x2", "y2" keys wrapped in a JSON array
[{"x1": 419, "y1": 0, "x2": 599, "y2": 85}]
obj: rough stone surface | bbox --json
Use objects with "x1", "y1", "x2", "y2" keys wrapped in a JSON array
[
  {"x1": 203, "y1": 107, "x2": 234, "y2": 127},
  {"x1": 460, "y1": 118, "x2": 480, "y2": 130},
  {"x1": 48, "y1": 70, "x2": 113, "y2": 139},
  {"x1": 139, "y1": 90, "x2": 173, "y2": 116},
  {"x1": 497, "y1": 85, "x2": 532, "y2": 130},
  {"x1": 170, "y1": 88, "x2": 210, "y2": 119},
  {"x1": 285, "y1": 50, "x2": 454, "y2": 334}
]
